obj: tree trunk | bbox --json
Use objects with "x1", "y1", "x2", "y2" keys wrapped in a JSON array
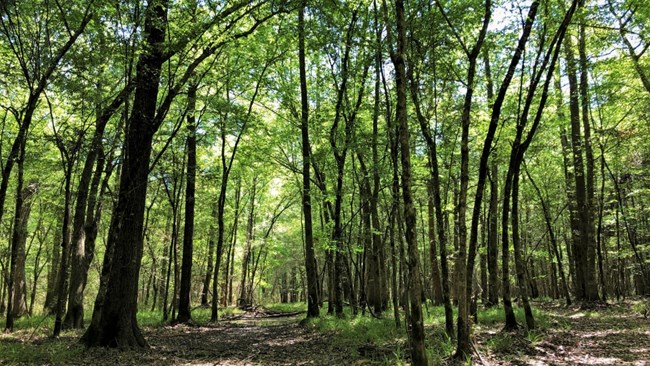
[
  {"x1": 4, "y1": 141, "x2": 33, "y2": 331},
  {"x1": 201, "y1": 206, "x2": 217, "y2": 306},
  {"x1": 564, "y1": 32, "x2": 599, "y2": 302},
  {"x1": 484, "y1": 50, "x2": 499, "y2": 308},
  {"x1": 53, "y1": 157, "x2": 75, "y2": 337},
  {"x1": 298, "y1": 0, "x2": 320, "y2": 319},
  {"x1": 239, "y1": 178, "x2": 256, "y2": 307},
  {"x1": 525, "y1": 167, "x2": 571, "y2": 305},
  {"x1": 407, "y1": 47, "x2": 454, "y2": 338},
  {"x1": 512, "y1": 171, "x2": 535, "y2": 329},
  {"x1": 44, "y1": 216, "x2": 62, "y2": 314},
  {"x1": 177, "y1": 81, "x2": 198, "y2": 323},
  {"x1": 65, "y1": 87, "x2": 130, "y2": 329},
  {"x1": 393, "y1": 0, "x2": 427, "y2": 363},
  {"x1": 427, "y1": 181, "x2": 443, "y2": 305},
  {"x1": 81, "y1": 0, "x2": 169, "y2": 348}
]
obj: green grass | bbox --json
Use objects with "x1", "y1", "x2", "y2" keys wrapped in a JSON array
[
  {"x1": 0, "y1": 338, "x2": 85, "y2": 365},
  {"x1": 0, "y1": 314, "x2": 55, "y2": 333},
  {"x1": 300, "y1": 303, "x2": 554, "y2": 363},
  {"x1": 487, "y1": 332, "x2": 515, "y2": 353},
  {"x1": 265, "y1": 302, "x2": 307, "y2": 313},
  {"x1": 475, "y1": 305, "x2": 551, "y2": 330},
  {"x1": 303, "y1": 307, "x2": 407, "y2": 362}
]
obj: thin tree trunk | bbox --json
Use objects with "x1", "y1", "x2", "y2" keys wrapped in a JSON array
[
  {"x1": 177, "y1": 81, "x2": 198, "y2": 323},
  {"x1": 298, "y1": 0, "x2": 320, "y2": 319},
  {"x1": 201, "y1": 206, "x2": 217, "y2": 306},
  {"x1": 512, "y1": 171, "x2": 535, "y2": 329},
  {"x1": 525, "y1": 166, "x2": 571, "y2": 305},
  {"x1": 393, "y1": 0, "x2": 427, "y2": 363},
  {"x1": 484, "y1": 49, "x2": 499, "y2": 308}
]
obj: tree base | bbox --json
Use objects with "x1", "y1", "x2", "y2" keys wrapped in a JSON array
[{"x1": 81, "y1": 318, "x2": 148, "y2": 349}]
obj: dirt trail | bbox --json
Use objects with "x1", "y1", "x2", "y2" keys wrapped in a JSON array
[{"x1": 73, "y1": 316, "x2": 363, "y2": 366}]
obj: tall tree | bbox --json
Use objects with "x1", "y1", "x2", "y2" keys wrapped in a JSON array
[
  {"x1": 298, "y1": 0, "x2": 319, "y2": 319},
  {"x1": 391, "y1": 0, "x2": 427, "y2": 363},
  {"x1": 177, "y1": 81, "x2": 198, "y2": 323}
]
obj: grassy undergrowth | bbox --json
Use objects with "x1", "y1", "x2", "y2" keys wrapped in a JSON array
[{"x1": 302, "y1": 302, "x2": 556, "y2": 364}]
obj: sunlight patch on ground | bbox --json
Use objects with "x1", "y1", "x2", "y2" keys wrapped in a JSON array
[{"x1": 569, "y1": 312, "x2": 586, "y2": 318}]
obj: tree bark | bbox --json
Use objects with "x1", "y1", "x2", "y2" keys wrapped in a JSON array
[
  {"x1": 298, "y1": 0, "x2": 320, "y2": 319},
  {"x1": 65, "y1": 85, "x2": 131, "y2": 329},
  {"x1": 4, "y1": 140, "x2": 32, "y2": 331},
  {"x1": 564, "y1": 31, "x2": 599, "y2": 302},
  {"x1": 81, "y1": 0, "x2": 169, "y2": 347},
  {"x1": 484, "y1": 49, "x2": 499, "y2": 308},
  {"x1": 393, "y1": 0, "x2": 427, "y2": 363},
  {"x1": 177, "y1": 81, "x2": 198, "y2": 323}
]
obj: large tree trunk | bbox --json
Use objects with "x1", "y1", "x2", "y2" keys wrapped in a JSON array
[
  {"x1": 177, "y1": 81, "x2": 198, "y2": 323},
  {"x1": 578, "y1": 15, "x2": 599, "y2": 302},
  {"x1": 81, "y1": 0, "x2": 169, "y2": 348}
]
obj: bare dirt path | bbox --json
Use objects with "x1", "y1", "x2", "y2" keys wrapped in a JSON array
[{"x1": 70, "y1": 316, "x2": 365, "y2": 366}]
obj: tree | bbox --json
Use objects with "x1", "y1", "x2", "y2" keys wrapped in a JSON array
[
  {"x1": 177, "y1": 81, "x2": 198, "y2": 323},
  {"x1": 390, "y1": 0, "x2": 427, "y2": 363},
  {"x1": 298, "y1": 0, "x2": 320, "y2": 319}
]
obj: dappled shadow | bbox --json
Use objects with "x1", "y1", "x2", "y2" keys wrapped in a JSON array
[
  {"x1": 478, "y1": 302, "x2": 650, "y2": 366},
  {"x1": 70, "y1": 316, "x2": 365, "y2": 366}
]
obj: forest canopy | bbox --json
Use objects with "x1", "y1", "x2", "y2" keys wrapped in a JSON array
[{"x1": 0, "y1": 0, "x2": 649, "y2": 364}]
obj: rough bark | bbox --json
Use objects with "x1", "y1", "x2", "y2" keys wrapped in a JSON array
[{"x1": 81, "y1": 0, "x2": 169, "y2": 347}]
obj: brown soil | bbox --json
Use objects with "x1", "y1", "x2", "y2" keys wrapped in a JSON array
[
  {"x1": 477, "y1": 302, "x2": 650, "y2": 366},
  {"x1": 70, "y1": 316, "x2": 366, "y2": 366}
]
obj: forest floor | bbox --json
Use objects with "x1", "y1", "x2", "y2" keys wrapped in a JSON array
[
  {"x1": 477, "y1": 300, "x2": 650, "y2": 366},
  {"x1": 1, "y1": 300, "x2": 649, "y2": 365}
]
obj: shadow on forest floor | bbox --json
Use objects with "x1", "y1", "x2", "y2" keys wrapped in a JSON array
[
  {"x1": 1, "y1": 314, "x2": 372, "y2": 365},
  {"x1": 1, "y1": 301, "x2": 649, "y2": 365},
  {"x1": 477, "y1": 300, "x2": 650, "y2": 366}
]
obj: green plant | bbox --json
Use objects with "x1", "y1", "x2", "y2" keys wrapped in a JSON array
[
  {"x1": 527, "y1": 330, "x2": 544, "y2": 346},
  {"x1": 487, "y1": 333, "x2": 514, "y2": 354}
]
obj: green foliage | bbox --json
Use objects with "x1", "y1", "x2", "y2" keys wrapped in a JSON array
[
  {"x1": 487, "y1": 333, "x2": 515, "y2": 354},
  {"x1": 0, "y1": 338, "x2": 84, "y2": 365}
]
